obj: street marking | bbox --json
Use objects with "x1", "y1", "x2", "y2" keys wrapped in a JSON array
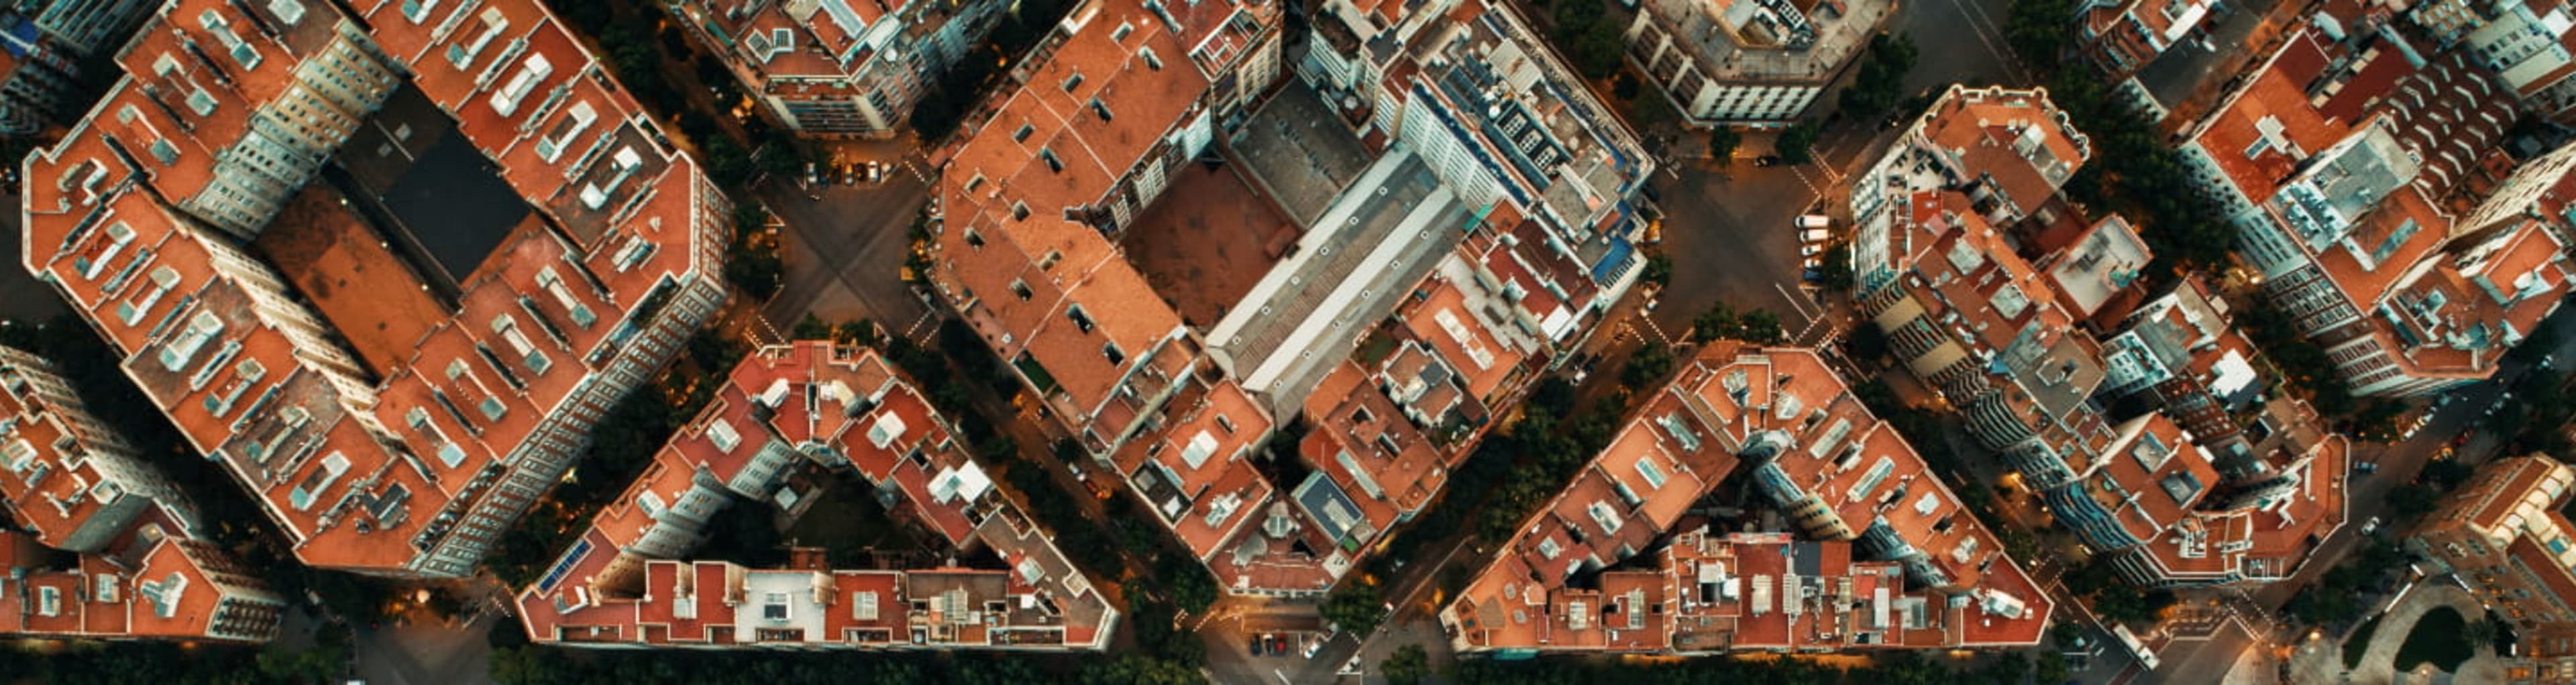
[{"x1": 1775, "y1": 283, "x2": 1821, "y2": 322}]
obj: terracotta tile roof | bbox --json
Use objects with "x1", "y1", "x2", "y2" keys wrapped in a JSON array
[
  {"x1": 1916, "y1": 87, "x2": 2090, "y2": 219},
  {"x1": 21, "y1": 0, "x2": 732, "y2": 578},
  {"x1": 0, "y1": 529, "x2": 285, "y2": 643},
  {"x1": 1442, "y1": 344, "x2": 2052, "y2": 654},
  {"x1": 514, "y1": 342, "x2": 1118, "y2": 649}
]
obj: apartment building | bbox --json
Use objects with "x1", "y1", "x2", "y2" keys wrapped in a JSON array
[
  {"x1": 2077, "y1": 0, "x2": 2222, "y2": 78},
  {"x1": 1617, "y1": 0, "x2": 1897, "y2": 126},
  {"x1": 1301, "y1": 0, "x2": 1658, "y2": 279},
  {"x1": 1442, "y1": 342, "x2": 2053, "y2": 655},
  {"x1": 1858, "y1": 189, "x2": 2119, "y2": 490},
  {"x1": 2407, "y1": 0, "x2": 2576, "y2": 123},
  {"x1": 2413, "y1": 456, "x2": 2576, "y2": 668},
  {"x1": 1851, "y1": 85, "x2": 2092, "y2": 295},
  {"x1": 2178, "y1": 7, "x2": 2573, "y2": 397},
  {"x1": 21, "y1": 0, "x2": 732, "y2": 579},
  {"x1": 0, "y1": 531, "x2": 287, "y2": 643},
  {"x1": 0, "y1": 346, "x2": 284, "y2": 643},
  {"x1": 2102, "y1": 397, "x2": 2349, "y2": 586},
  {"x1": 515, "y1": 341, "x2": 1116, "y2": 650},
  {"x1": 929, "y1": 0, "x2": 1642, "y2": 597},
  {"x1": 0, "y1": 346, "x2": 199, "y2": 554},
  {"x1": 666, "y1": 0, "x2": 1008, "y2": 136},
  {"x1": 2098, "y1": 276, "x2": 2263, "y2": 443},
  {"x1": 32, "y1": 0, "x2": 155, "y2": 56},
  {"x1": 0, "y1": 0, "x2": 168, "y2": 135}
]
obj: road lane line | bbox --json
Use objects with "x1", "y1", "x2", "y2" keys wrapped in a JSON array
[
  {"x1": 1945, "y1": 0, "x2": 2027, "y2": 83},
  {"x1": 1776, "y1": 283, "x2": 1821, "y2": 321}
]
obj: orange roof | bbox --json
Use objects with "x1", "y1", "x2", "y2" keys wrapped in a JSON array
[
  {"x1": 1443, "y1": 345, "x2": 2053, "y2": 655},
  {"x1": 22, "y1": 0, "x2": 730, "y2": 577},
  {"x1": 514, "y1": 341, "x2": 1118, "y2": 649}
]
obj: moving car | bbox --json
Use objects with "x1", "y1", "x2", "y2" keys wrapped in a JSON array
[{"x1": 1753, "y1": 155, "x2": 1781, "y2": 167}]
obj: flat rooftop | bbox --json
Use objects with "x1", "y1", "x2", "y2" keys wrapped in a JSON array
[
  {"x1": 1232, "y1": 82, "x2": 1375, "y2": 226},
  {"x1": 1118, "y1": 164, "x2": 1300, "y2": 329},
  {"x1": 333, "y1": 85, "x2": 531, "y2": 289},
  {"x1": 1208, "y1": 151, "x2": 1467, "y2": 415},
  {"x1": 250, "y1": 185, "x2": 451, "y2": 378}
]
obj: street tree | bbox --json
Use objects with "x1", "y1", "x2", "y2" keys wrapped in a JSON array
[{"x1": 1381, "y1": 644, "x2": 1432, "y2": 685}]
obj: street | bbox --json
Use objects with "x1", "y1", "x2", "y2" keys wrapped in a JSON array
[
  {"x1": 0, "y1": 191, "x2": 70, "y2": 325},
  {"x1": 755, "y1": 154, "x2": 938, "y2": 340},
  {"x1": 1643, "y1": 0, "x2": 2024, "y2": 348}
]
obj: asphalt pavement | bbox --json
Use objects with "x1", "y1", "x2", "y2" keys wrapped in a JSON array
[
  {"x1": 757, "y1": 161, "x2": 936, "y2": 340},
  {"x1": 0, "y1": 191, "x2": 71, "y2": 325}
]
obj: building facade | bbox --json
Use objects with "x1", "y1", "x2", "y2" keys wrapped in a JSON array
[
  {"x1": 2176, "y1": 6, "x2": 2573, "y2": 397},
  {"x1": 515, "y1": 341, "x2": 1118, "y2": 650},
  {"x1": 1443, "y1": 343, "x2": 2053, "y2": 655},
  {"x1": 21, "y1": 0, "x2": 732, "y2": 579},
  {"x1": 0, "y1": 346, "x2": 284, "y2": 643},
  {"x1": 2414, "y1": 456, "x2": 2576, "y2": 668},
  {"x1": 666, "y1": 0, "x2": 1010, "y2": 137},
  {"x1": 0, "y1": 346, "x2": 200, "y2": 554},
  {"x1": 1619, "y1": 0, "x2": 1896, "y2": 126}
]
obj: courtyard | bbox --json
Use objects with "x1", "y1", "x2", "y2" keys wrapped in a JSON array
[{"x1": 1117, "y1": 163, "x2": 1301, "y2": 329}]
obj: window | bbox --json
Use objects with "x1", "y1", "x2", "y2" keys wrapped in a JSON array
[
  {"x1": 1010, "y1": 279, "x2": 1032, "y2": 300},
  {"x1": 965, "y1": 174, "x2": 987, "y2": 193},
  {"x1": 1141, "y1": 47, "x2": 1162, "y2": 70},
  {"x1": 964, "y1": 229, "x2": 985, "y2": 249},
  {"x1": 1091, "y1": 98, "x2": 1112, "y2": 121},
  {"x1": 1112, "y1": 22, "x2": 1134, "y2": 42},
  {"x1": 1062, "y1": 72, "x2": 1084, "y2": 92},
  {"x1": 1067, "y1": 305, "x2": 1094, "y2": 333},
  {"x1": 1011, "y1": 203, "x2": 1030, "y2": 221},
  {"x1": 1014, "y1": 123, "x2": 1034, "y2": 142},
  {"x1": 1040, "y1": 148, "x2": 1063, "y2": 173},
  {"x1": 1038, "y1": 250, "x2": 1061, "y2": 270},
  {"x1": 1103, "y1": 342, "x2": 1125, "y2": 366},
  {"x1": 763, "y1": 592, "x2": 790, "y2": 621}
]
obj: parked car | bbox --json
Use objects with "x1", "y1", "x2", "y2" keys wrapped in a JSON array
[
  {"x1": 865, "y1": 160, "x2": 886, "y2": 183},
  {"x1": 1249, "y1": 635, "x2": 1266, "y2": 656},
  {"x1": 1269, "y1": 634, "x2": 1289, "y2": 655},
  {"x1": 1799, "y1": 244, "x2": 1823, "y2": 257},
  {"x1": 2355, "y1": 461, "x2": 2379, "y2": 475},
  {"x1": 1803, "y1": 268, "x2": 1825, "y2": 283},
  {"x1": 1795, "y1": 215, "x2": 1831, "y2": 229},
  {"x1": 2361, "y1": 517, "x2": 2383, "y2": 535},
  {"x1": 1799, "y1": 228, "x2": 1832, "y2": 244},
  {"x1": 1752, "y1": 155, "x2": 1781, "y2": 167}
]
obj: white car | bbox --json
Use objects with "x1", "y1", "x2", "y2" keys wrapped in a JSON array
[
  {"x1": 1799, "y1": 244, "x2": 1823, "y2": 257},
  {"x1": 1799, "y1": 228, "x2": 1831, "y2": 244},
  {"x1": 2361, "y1": 517, "x2": 2383, "y2": 535}
]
